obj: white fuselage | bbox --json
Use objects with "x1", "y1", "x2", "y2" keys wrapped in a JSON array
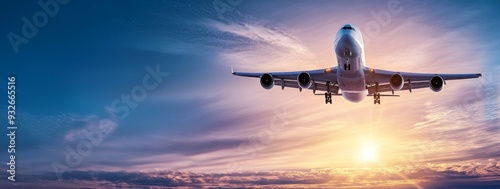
[{"x1": 334, "y1": 24, "x2": 367, "y2": 102}]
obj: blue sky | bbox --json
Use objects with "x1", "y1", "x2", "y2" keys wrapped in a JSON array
[{"x1": 1, "y1": 0, "x2": 500, "y2": 188}]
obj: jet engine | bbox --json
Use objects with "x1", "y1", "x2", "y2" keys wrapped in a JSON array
[
  {"x1": 297, "y1": 72, "x2": 312, "y2": 89},
  {"x1": 430, "y1": 75, "x2": 444, "y2": 92},
  {"x1": 390, "y1": 73, "x2": 404, "y2": 91},
  {"x1": 260, "y1": 73, "x2": 274, "y2": 89}
]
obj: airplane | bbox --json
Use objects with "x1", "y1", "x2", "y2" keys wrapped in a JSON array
[{"x1": 232, "y1": 24, "x2": 482, "y2": 105}]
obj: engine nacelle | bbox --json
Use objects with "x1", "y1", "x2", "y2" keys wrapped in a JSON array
[
  {"x1": 390, "y1": 73, "x2": 404, "y2": 91},
  {"x1": 260, "y1": 73, "x2": 274, "y2": 90},
  {"x1": 297, "y1": 72, "x2": 312, "y2": 89},
  {"x1": 430, "y1": 75, "x2": 444, "y2": 92}
]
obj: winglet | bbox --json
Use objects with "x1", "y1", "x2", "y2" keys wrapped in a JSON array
[{"x1": 231, "y1": 67, "x2": 236, "y2": 75}]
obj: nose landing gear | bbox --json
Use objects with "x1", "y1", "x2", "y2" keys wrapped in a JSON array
[{"x1": 343, "y1": 63, "x2": 351, "y2": 71}]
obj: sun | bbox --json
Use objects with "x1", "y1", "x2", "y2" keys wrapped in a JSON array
[{"x1": 360, "y1": 144, "x2": 377, "y2": 162}]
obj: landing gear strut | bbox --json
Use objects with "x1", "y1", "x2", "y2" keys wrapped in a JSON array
[
  {"x1": 374, "y1": 83, "x2": 381, "y2": 105},
  {"x1": 325, "y1": 81, "x2": 333, "y2": 104}
]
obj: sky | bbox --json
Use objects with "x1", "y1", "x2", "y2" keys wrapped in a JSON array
[{"x1": 0, "y1": 0, "x2": 500, "y2": 188}]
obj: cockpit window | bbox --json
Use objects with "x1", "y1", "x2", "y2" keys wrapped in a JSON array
[{"x1": 341, "y1": 26, "x2": 356, "y2": 31}]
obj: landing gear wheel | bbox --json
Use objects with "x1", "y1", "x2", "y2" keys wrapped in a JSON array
[
  {"x1": 324, "y1": 92, "x2": 332, "y2": 104},
  {"x1": 373, "y1": 93, "x2": 381, "y2": 105}
]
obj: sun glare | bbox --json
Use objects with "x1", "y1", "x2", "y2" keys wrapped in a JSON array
[{"x1": 360, "y1": 144, "x2": 377, "y2": 162}]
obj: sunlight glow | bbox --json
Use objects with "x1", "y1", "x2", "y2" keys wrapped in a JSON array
[{"x1": 360, "y1": 144, "x2": 377, "y2": 162}]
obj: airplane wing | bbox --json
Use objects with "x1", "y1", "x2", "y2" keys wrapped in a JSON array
[
  {"x1": 232, "y1": 67, "x2": 340, "y2": 94},
  {"x1": 364, "y1": 67, "x2": 482, "y2": 94},
  {"x1": 232, "y1": 66, "x2": 481, "y2": 95}
]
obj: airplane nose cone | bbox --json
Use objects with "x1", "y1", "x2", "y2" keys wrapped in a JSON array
[
  {"x1": 338, "y1": 34, "x2": 357, "y2": 47},
  {"x1": 335, "y1": 34, "x2": 360, "y2": 58}
]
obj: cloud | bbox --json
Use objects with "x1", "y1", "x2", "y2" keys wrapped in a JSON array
[
  {"x1": 207, "y1": 20, "x2": 321, "y2": 70},
  {"x1": 64, "y1": 117, "x2": 117, "y2": 142},
  {"x1": 2, "y1": 160, "x2": 500, "y2": 189},
  {"x1": 3, "y1": 111, "x2": 119, "y2": 172},
  {"x1": 211, "y1": 21, "x2": 312, "y2": 56}
]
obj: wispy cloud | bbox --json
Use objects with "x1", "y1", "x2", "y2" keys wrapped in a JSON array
[
  {"x1": 207, "y1": 20, "x2": 320, "y2": 70},
  {"x1": 8, "y1": 111, "x2": 119, "y2": 173}
]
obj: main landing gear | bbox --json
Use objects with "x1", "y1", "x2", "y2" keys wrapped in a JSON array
[
  {"x1": 325, "y1": 92, "x2": 332, "y2": 104},
  {"x1": 374, "y1": 93, "x2": 381, "y2": 104},
  {"x1": 325, "y1": 81, "x2": 333, "y2": 104},
  {"x1": 373, "y1": 83, "x2": 381, "y2": 105}
]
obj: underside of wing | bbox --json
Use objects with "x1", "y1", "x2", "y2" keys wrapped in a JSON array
[
  {"x1": 274, "y1": 79, "x2": 340, "y2": 94},
  {"x1": 365, "y1": 67, "x2": 481, "y2": 94},
  {"x1": 232, "y1": 67, "x2": 340, "y2": 93},
  {"x1": 367, "y1": 81, "x2": 433, "y2": 94}
]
